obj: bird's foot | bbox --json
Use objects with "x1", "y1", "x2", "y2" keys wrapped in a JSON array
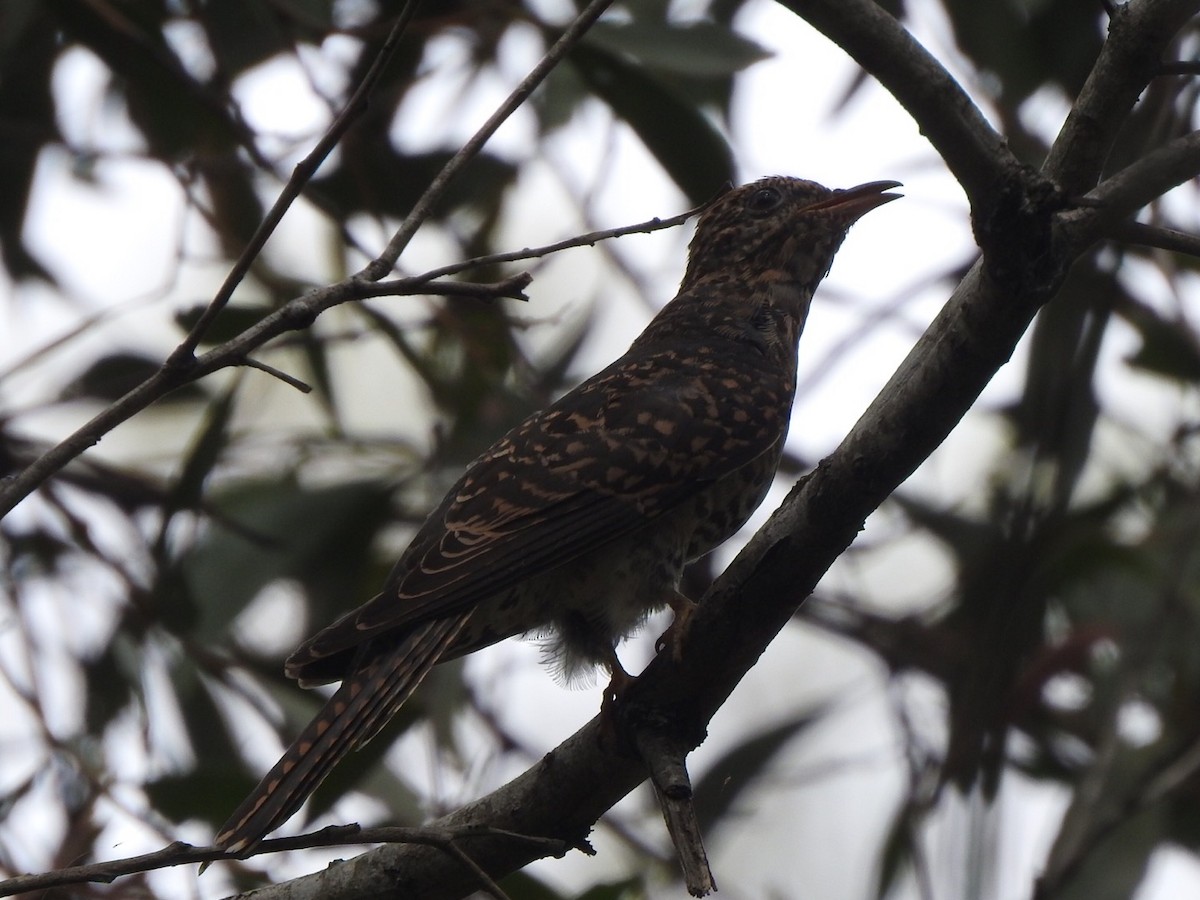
[
  {"x1": 655, "y1": 591, "x2": 698, "y2": 663},
  {"x1": 600, "y1": 657, "x2": 636, "y2": 720},
  {"x1": 598, "y1": 653, "x2": 637, "y2": 748}
]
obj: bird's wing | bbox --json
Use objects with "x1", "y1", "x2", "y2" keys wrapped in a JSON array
[{"x1": 286, "y1": 334, "x2": 792, "y2": 676}]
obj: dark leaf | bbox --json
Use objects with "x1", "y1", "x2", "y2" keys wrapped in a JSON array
[
  {"x1": 692, "y1": 706, "x2": 827, "y2": 834},
  {"x1": 165, "y1": 384, "x2": 240, "y2": 516},
  {"x1": 585, "y1": 20, "x2": 771, "y2": 78},
  {"x1": 179, "y1": 478, "x2": 395, "y2": 642},
  {"x1": 174, "y1": 303, "x2": 275, "y2": 347},
  {"x1": 0, "y1": 1, "x2": 60, "y2": 282},
  {"x1": 82, "y1": 640, "x2": 138, "y2": 735},
  {"x1": 58, "y1": 352, "x2": 206, "y2": 403},
  {"x1": 1118, "y1": 297, "x2": 1200, "y2": 384},
  {"x1": 56, "y1": 0, "x2": 244, "y2": 160},
  {"x1": 574, "y1": 877, "x2": 647, "y2": 900},
  {"x1": 313, "y1": 148, "x2": 518, "y2": 223},
  {"x1": 567, "y1": 41, "x2": 734, "y2": 204},
  {"x1": 201, "y1": 0, "x2": 290, "y2": 77},
  {"x1": 495, "y1": 871, "x2": 576, "y2": 900},
  {"x1": 874, "y1": 801, "x2": 916, "y2": 899}
]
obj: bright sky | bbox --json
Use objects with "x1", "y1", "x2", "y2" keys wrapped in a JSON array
[{"x1": 3, "y1": 1, "x2": 1199, "y2": 898}]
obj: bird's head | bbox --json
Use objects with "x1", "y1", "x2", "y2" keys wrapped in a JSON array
[{"x1": 680, "y1": 176, "x2": 902, "y2": 293}]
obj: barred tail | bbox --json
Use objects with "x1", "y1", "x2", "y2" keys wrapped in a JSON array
[{"x1": 213, "y1": 613, "x2": 473, "y2": 856}]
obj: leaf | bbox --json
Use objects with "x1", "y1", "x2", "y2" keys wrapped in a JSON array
[
  {"x1": 173, "y1": 303, "x2": 274, "y2": 347},
  {"x1": 165, "y1": 382, "x2": 240, "y2": 516},
  {"x1": 1118, "y1": 297, "x2": 1200, "y2": 384},
  {"x1": 82, "y1": 637, "x2": 138, "y2": 735},
  {"x1": 59, "y1": 3, "x2": 242, "y2": 160},
  {"x1": 585, "y1": 20, "x2": 771, "y2": 77},
  {"x1": 58, "y1": 352, "x2": 206, "y2": 404},
  {"x1": 312, "y1": 148, "x2": 518, "y2": 222},
  {"x1": 0, "y1": 0, "x2": 59, "y2": 282},
  {"x1": 147, "y1": 657, "x2": 248, "y2": 824},
  {"x1": 200, "y1": 0, "x2": 290, "y2": 77},
  {"x1": 692, "y1": 706, "x2": 827, "y2": 834},
  {"x1": 178, "y1": 478, "x2": 396, "y2": 642},
  {"x1": 1047, "y1": 801, "x2": 1165, "y2": 900},
  {"x1": 496, "y1": 871, "x2": 585, "y2": 900},
  {"x1": 575, "y1": 877, "x2": 647, "y2": 900},
  {"x1": 874, "y1": 801, "x2": 917, "y2": 900},
  {"x1": 567, "y1": 42, "x2": 734, "y2": 204}
]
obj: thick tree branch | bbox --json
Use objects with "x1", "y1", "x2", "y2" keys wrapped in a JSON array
[
  {"x1": 221, "y1": 255, "x2": 1060, "y2": 900},
  {"x1": 774, "y1": 0, "x2": 1064, "y2": 300},
  {"x1": 774, "y1": 0, "x2": 1016, "y2": 210},
  {"x1": 199, "y1": 6, "x2": 1200, "y2": 899}
]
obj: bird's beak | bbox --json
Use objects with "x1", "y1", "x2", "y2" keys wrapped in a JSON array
[{"x1": 806, "y1": 180, "x2": 903, "y2": 220}]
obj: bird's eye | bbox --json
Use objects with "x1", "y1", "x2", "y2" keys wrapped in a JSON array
[{"x1": 747, "y1": 186, "x2": 782, "y2": 214}]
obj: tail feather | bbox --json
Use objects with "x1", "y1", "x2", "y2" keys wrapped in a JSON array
[{"x1": 213, "y1": 613, "x2": 473, "y2": 856}]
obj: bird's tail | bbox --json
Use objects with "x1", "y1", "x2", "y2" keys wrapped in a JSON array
[{"x1": 213, "y1": 613, "x2": 473, "y2": 857}]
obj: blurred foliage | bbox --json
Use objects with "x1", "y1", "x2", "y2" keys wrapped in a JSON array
[{"x1": 1, "y1": 0, "x2": 1200, "y2": 898}]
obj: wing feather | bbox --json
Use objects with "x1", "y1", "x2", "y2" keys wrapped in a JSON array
[{"x1": 287, "y1": 329, "x2": 792, "y2": 679}]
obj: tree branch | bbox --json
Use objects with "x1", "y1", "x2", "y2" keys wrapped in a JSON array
[
  {"x1": 0, "y1": 240, "x2": 683, "y2": 520},
  {"x1": 1104, "y1": 219, "x2": 1200, "y2": 256},
  {"x1": 0, "y1": 0, "x2": 624, "y2": 522},
  {"x1": 408, "y1": 202, "x2": 711, "y2": 284},
  {"x1": 172, "y1": 0, "x2": 423, "y2": 359},
  {"x1": 0, "y1": 825, "x2": 567, "y2": 897},
  {"x1": 775, "y1": 0, "x2": 1016, "y2": 210},
  {"x1": 1058, "y1": 129, "x2": 1200, "y2": 252},
  {"x1": 362, "y1": 0, "x2": 618, "y2": 280},
  {"x1": 220, "y1": 231, "x2": 1073, "y2": 900}
]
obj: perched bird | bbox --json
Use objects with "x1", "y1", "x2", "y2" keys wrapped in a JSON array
[{"x1": 213, "y1": 175, "x2": 900, "y2": 855}]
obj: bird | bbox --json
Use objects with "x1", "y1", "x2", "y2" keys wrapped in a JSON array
[{"x1": 212, "y1": 175, "x2": 901, "y2": 856}]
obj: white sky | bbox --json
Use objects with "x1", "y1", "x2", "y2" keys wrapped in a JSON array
[{"x1": 3, "y1": 1, "x2": 1200, "y2": 898}]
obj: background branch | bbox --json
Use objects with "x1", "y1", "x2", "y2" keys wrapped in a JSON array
[
  {"x1": 363, "y1": 0, "x2": 618, "y2": 279},
  {"x1": 776, "y1": 0, "x2": 1016, "y2": 209}
]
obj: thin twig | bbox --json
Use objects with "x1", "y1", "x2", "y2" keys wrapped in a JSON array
[
  {"x1": 0, "y1": 825, "x2": 566, "y2": 897},
  {"x1": 0, "y1": 223, "x2": 690, "y2": 519},
  {"x1": 409, "y1": 203, "x2": 709, "y2": 284},
  {"x1": 1059, "y1": 130, "x2": 1200, "y2": 253},
  {"x1": 1105, "y1": 219, "x2": 1200, "y2": 257},
  {"x1": 173, "y1": 0, "x2": 423, "y2": 360},
  {"x1": 240, "y1": 358, "x2": 313, "y2": 393},
  {"x1": 362, "y1": 0, "x2": 618, "y2": 280},
  {"x1": 359, "y1": 273, "x2": 535, "y2": 301}
]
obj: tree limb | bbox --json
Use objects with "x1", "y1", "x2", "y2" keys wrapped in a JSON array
[
  {"x1": 1059, "y1": 129, "x2": 1200, "y2": 252},
  {"x1": 1045, "y1": 0, "x2": 1200, "y2": 192},
  {"x1": 775, "y1": 0, "x2": 1016, "y2": 210},
  {"x1": 173, "y1": 0, "x2": 423, "y2": 359},
  {"x1": 0, "y1": 825, "x2": 567, "y2": 897},
  {"x1": 363, "y1": 0, "x2": 618, "y2": 280}
]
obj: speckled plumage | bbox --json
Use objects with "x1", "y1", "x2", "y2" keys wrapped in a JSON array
[{"x1": 214, "y1": 176, "x2": 900, "y2": 855}]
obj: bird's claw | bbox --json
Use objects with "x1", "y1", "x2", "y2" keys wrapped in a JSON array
[{"x1": 655, "y1": 591, "x2": 698, "y2": 663}]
